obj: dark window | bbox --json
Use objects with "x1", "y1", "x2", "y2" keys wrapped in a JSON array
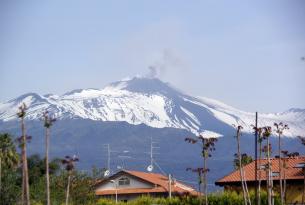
[
  {"x1": 118, "y1": 177, "x2": 130, "y2": 186},
  {"x1": 272, "y1": 172, "x2": 280, "y2": 177},
  {"x1": 259, "y1": 164, "x2": 266, "y2": 170},
  {"x1": 295, "y1": 163, "x2": 305, "y2": 168}
]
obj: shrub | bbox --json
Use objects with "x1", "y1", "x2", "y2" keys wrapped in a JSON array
[{"x1": 95, "y1": 191, "x2": 280, "y2": 205}]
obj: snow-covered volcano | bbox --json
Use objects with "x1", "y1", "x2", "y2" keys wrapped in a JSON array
[{"x1": 0, "y1": 77, "x2": 304, "y2": 137}]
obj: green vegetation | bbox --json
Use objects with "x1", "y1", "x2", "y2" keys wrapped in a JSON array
[
  {"x1": 0, "y1": 144, "x2": 103, "y2": 205},
  {"x1": 233, "y1": 153, "x2": 253, "y2": 170},
  {"x1": 95, "y1": 192, "x2": 280, "y2": 205}
]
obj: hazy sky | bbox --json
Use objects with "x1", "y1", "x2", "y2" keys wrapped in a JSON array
[{"x1": 1, "y1": 0, "x2": 304, "y2": 112}]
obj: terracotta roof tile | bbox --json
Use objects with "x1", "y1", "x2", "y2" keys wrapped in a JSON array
[
  {"x1": 216, "y1": 156, "x2": 305, "y2": 185},
  {"x1": 95, "y1": 170, "x2": 200, "y2": 196}
]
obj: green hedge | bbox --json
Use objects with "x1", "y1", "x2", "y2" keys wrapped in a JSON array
[{"x1": 96, "y1": 191, "x2": 280, "y2": 205}]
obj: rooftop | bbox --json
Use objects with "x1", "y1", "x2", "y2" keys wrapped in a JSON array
[
  {"x1": 95, "y1": 170, "x2": 200, "y2": 196},
  {"x1": 215, "y1": 156, "x2": 305, "y2": 186}
]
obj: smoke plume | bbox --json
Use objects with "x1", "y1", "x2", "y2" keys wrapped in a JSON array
[{"x1": 146, "y1": 49, "x2": 183, "y2": 79}]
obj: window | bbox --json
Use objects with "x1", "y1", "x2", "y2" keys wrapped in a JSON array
[
  {"x1": 272, "y1": 172, "x2": 280, "y2": 177},
  {"x1": 118, "y1": 177, "x2": 130, "y2": 186},
  {"x1": 259, "y1": 164, "x2": 267, "y2": 170},
  {"x1": 295, "y1": 163, "x2": 305, "y2": 168}
]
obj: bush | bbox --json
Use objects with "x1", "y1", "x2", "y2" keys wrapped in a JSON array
[{"x1": 96, "y1": 191, "x2": 280, "y2": 205}]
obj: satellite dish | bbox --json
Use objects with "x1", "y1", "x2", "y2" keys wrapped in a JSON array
[
  {"x1": 117, "y1": 166, "x2": 122, "y2": 169},
  {"x1": 104, "y1": 170, "x2": 110, "y2": 177},
  {"x1": 147, "y1": 164, "x2": 154, "y2": 172}
]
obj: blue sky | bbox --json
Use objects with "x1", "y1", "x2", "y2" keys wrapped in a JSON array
[{"x1": 0, "y1": 0, "x2": 304, "y2": 112}]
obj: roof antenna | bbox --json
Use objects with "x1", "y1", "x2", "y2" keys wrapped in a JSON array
[
  {"x1": 103, "y1": 144, "x2": 111, "y2": 177},
  {"x1": 146, "y1": 137, "x2": 159, "y2": 172}
]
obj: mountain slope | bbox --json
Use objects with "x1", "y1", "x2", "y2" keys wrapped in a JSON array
[{"x1": 0, "y1": 77, "x2": 304, "y2": 137}]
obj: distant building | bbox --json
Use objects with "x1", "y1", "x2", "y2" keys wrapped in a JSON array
[
  {"x1": 95, "y1": 170, "x2": 199, "y2": 202},
  {"x1": 215, "y1": 156, "x2": 305, "y2": 204}
]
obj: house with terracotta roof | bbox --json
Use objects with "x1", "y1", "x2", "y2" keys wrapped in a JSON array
[
  {"x1": 95, "y1": 170, "x2": 199, "y2": 202},
  {"x1": 215, "y1": 156, "x2": 305, "y2": 204}
]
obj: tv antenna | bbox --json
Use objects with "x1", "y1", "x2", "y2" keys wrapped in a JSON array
[
  {"x1": 104, "y1": 170, "x2": 110, "y2": 177},
  {"x1": 118, "y1": 155, "x2": 132, "y2": 170},
  {"x1": 103, "y1": 144, "x2": 111, "y2": 177},
  {"x1": 146, "y1": 137, "x2": 160, "y2": 172}
]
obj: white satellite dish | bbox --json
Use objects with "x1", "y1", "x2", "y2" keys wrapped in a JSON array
[
  {"x1": 104, "y1": 170, "x2": 110, "y2": 177},
  {"x1": 147, "y1": 164, "x2": 154, "y2": 172}
]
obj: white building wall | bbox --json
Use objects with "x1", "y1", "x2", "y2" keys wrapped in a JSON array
[{"x1": 96, "y1": 173, "x2": 153, "y2": 191}]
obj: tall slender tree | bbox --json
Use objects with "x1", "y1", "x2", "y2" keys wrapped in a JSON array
[
  {"x1": 43, "y1": 111, "x2": 56, "y2": 205},
  {"x1": 298, "y1": 136, "x2": 305, "y2": 205},
  {"x1": 186, "y1": 167, "x2": 204, "y2": 193},
  {"x1": 262, "y1": 126, "x2": 272, "y2": 205},
  {"x1": 17, "y1": 103, "x2": 31, "y2": 205},
  {"x1": 281, "y1": 150, "x2": 299, "y2": 204},
  {"x1": 185, "y1": 134, "x2": 217, "y2": 205},
  {"x1": 274, "y1": 122, "x2": 289, "y2": 205},
  {"x1": 233, "y1": 125, "x2": 251, "y2": 205},
  {"x1": 0, "y1": 133, "x2": 19, "y2": 196},
  {"x1": 253, "y1": 126, "x2": 263, "y2": 205},
  {"x1": 62, "y1": 155, "x2": 79, "y2": 205}
]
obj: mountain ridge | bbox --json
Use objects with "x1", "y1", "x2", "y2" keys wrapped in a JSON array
[{"x1": 0, "y1": 77, "x2": 304, "y2": 137}]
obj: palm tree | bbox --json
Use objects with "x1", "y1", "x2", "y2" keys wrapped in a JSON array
[
  {"x1": 274, "y1": 122, "x2": 289, "y2": 205},
  {"x1": 43, "y1": 111, "x2": 56, "y2": 205},
  {"x1": 201, "y1": 136, "x2": 217, "y2": 205},
  {"x1": 17, "y1": 103, "x2": 31, "y2": 205},
  {"x1": 233, "y1": 125, "x2": 251, "y2": 205},
  {"x1": 281, "y1": 150, "x2": 299, "y2": 204},
  {"x1": 185, "y1": 134, "x2": 217, "y2": 205},
  {"x1": 298, "y1": 136, "x2": 305, "y2": 205},
  {"x1": 0, "y1": 133, "x2": 19, "y2": 195},
  {"x1": 262, "y1": 126, "x2": 272, "y2": 205},
  {"x1": 253, "y1": 126, "x2": 263, "y2": 205},
  {"x1": 62, "y1": 155, "x2": 79, "y2": 205},
  {"x1": 186, "y1": 167, "x2": 204, "y2": 193}
]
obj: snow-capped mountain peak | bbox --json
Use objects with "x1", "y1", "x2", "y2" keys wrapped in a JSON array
[{"x1": 0, "y1": 77, "x2": 304, "y2": 137}]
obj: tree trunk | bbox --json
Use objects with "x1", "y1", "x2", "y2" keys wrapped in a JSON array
[
  {"x1": 258, "y1": 143, "x2": 262, "y2": 205},
  {"x1": 267, "y1": 138, "x2": 272, "y2": 205},
  {"x1": 21, "y1": 117, "x2": 30, "y2": 205},
  {"x1": 278, "y1": 134, "x2": 283, "y2": 205},
  {"x1": 46, "y1": 128, "x2": 50, "y2": 205},
  {"x1": 198, "y1": 172, "x2": 201, "y2": 194},
  {"x1": 302, "y1": 168, "x2": 305, "y2": 205},
  {"x1": 237, "y1": 134, "x2": 247, "y2": 205},
  {"x1": 203, "y1": 154, "x2": 208, "y2": 205},
  {"x1": 200, "y1": 173, "x2": 203, "y2": 205},
  {"x1": 0, "y1": 156, "x2": 2, "y2": 196},
  {"x1": 65, "y1": 174, "x2": 71, "y2": 205},
  {"x1": 283, "y1": 168, "x2": 287, "y2": 205},
  {"x1": 243, "y1": 169, "x2": 251, "y2": 205}
]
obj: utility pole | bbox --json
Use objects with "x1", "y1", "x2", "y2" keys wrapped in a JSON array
[
  {"x1": 110, "y1": 180, "x2": 118, "y2": 204},
  {"x1": 255, "y1": 112, "x2": 258, "y2": 205}
]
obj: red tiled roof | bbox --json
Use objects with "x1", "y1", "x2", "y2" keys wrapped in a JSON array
[
  {"x1": 95, "y1": 170, "x2": 200, "y2": 196},
  {"x1": 96, "y1": 187, "x2": 167, "y2": 195},
  {"x1": 216, "y1": 156, "x2": 305, "y2": 185},
  {"x1": 95, "y1": 187, "x2": 166, "y2": 196}
]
